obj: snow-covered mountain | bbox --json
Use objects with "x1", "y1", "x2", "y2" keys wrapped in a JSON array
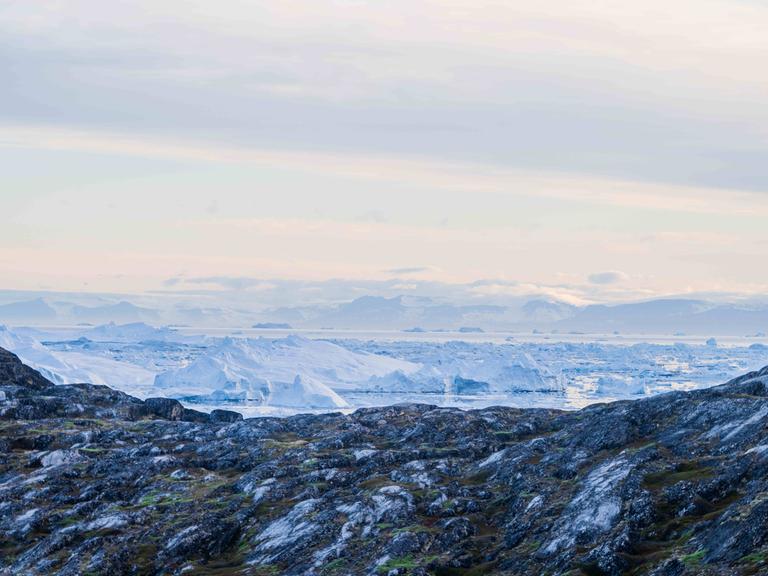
[
  {"x1": 556, "y1": 299, "x2": 768, "y2": 335},
  {"x1": 0, "y1": 298, "x2": 57, "y2": 323},
  {"x1": 70, "y1": 301, "x2": 159, "y2": 324},
  {"x1": 83, "y1": 322, "x2": 186, "y2": 343},
  {"x1": 1, "y1": 288, "x2": 767, "y2": 335},
  {"x1": 259, "y1": 295, "x2": 510, "y2": 330},
  {"x1": 153, "y1": 336, "x2": 418, "y2": 407}
]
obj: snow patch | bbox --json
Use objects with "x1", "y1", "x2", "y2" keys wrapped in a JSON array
[
  {"x1": 41, "y1": 450, "x2": 82, "y2": 468},
  {"x1": 250, "y1": 499, "x2": 322, "y2": 563},
  {"x1": 353, "y1": 449, "x2": 378, "y2": 461},
  {"x1": 479, "y1": 448, "x2": 507, "y2": 468},
  {"x1": 544, "y1": 456, "x2": 633, "y2": 554}
]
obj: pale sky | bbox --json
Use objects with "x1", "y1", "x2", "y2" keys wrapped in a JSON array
[{"x1": 1, "y1": 0, "x2": 767, "y2": 303}]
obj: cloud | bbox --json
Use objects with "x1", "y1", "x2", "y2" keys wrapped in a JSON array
[
  {"x1": 2, "y1": 125, "x2": 765, "y2": 219},
  {"x1": 355, "y1": 210, "x2": 387, "y2": 223},
  {"x1": 588, "y1": 271, "x2": 629, "y2": 285},
  {"x1": 2, "y1": 0, "x2": 768, "y2": 297},
  {"x1": 468, "y1": 281, "x2": 594, "y2": 306},
  {"x1": 2, "y1": 0, "x2": 768, "y2": 190},
  {"x1": 166, "y1": 276, "x2": 277, "y2": 291},
  {"x1": 386, "y1": 266, "x2": 436, "y2": 275}
]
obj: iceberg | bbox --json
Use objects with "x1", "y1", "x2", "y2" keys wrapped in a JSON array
[
  {"x1": 268, "y1": 375, "x2": 348, "y2": 409},
  {"x1": 0, "y1": 325, "x2": 155, "y2": 390},
  {"x1": 344, "y1": 341, "x2": 563, "y2": 395},
  {"x1": 0, "y1": 325, "x2": 76, "y2": 383},
  {"x1": 595, "y1": 375, "x2": 647, "y2": 396},
  {"x1": 153, "y1": 336, "x2": 418, "y2": 407},
  {"x1": 83, "y1": 322, "x2": 186, "y2": 343}
]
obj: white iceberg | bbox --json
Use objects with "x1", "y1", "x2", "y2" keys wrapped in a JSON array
[
  {"x1": 153, "y1": 336, "x2": 418, "y2": 407},
  {"x1": 268, "y1": 375, "x2": 348, "y2": 409},
  {"x1": 83, "y1": 322, "x2": 186, "y2": 343},
  {"x1": 0, "y1": 325, "x2": 155, "y2": 391},
  {"x1": 355, "y1": 341, "x2": 563, "y2": 394},
  {"x1": 595, "y1": 375, "x2": 647, "y2": 396}
]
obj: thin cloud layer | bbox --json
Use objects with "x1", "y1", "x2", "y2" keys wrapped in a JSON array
[
  {"x1": 589, "y1": 272, "x2": 629, "y2": 285},
  {"x1": 2, "y1": 0, "x2": 768, "y2": 188},
  {"x1": 1, "y1": 1, "x2": 767, "y2": 301}
]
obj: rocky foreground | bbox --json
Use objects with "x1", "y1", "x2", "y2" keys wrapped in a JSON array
[{"x1": 3, "y1": 348, "x2": 768, "y2": 575}]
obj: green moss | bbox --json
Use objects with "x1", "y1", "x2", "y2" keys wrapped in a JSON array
[
  {"x1": 393, "y1": 524, "x2": 438, "y2": 535},
  {"x1": 518, "y1": 540, "x2": 541, "y2": 553},
  {"x1": 359, "y1": 476, "x2": 395, "y2": 491},
  {"x1": 676, "y1": 529, "x2": 694, "y2": 545},
  {"x1": 60, "y1": 516, "x2": 80, "y2": 527},
  {"x1": 138, "y1": 492, "x2": 161, "y2": 507},
  {"x1": 740, "y1": 551, "x2": 768, "y2": 566},
  {"x1": 322, "y1": 558, "x2": 348, "y2": 573},
  {"x1": 459, "y1": 470, "x2": 491, "y2": 486},
  {"x1": 643, "y1": 462, "x2": 712, "y2": 489},
  {"x1": 251, "y1": 565, "x2": 281, "y2": 575},
  {"x1": 263, "y1": 438, "x2": 307, "y2": 450},
  {"x1": 377, "y1": 556, "x2": 418, "y2": 573},
  {"x1": 681, "y1": 548, "x2": 706, "y2": 566}
]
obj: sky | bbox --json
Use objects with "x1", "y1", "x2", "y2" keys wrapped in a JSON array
[{"x1": 1, "y1": 0, "x2": 767, "y2": 305}]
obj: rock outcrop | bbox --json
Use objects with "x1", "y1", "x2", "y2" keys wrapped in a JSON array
[{"x1": 2, "y1": 346, "x2": 768, "y2": 575}]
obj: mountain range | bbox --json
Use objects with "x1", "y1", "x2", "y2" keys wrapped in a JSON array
[{"x1": 1, "y1": 293, "x2": 767, "y2": 336}]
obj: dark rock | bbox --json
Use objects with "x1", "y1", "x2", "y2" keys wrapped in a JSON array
[
  {"x1": 144, "y1": 397, "x2": 186, "y2": 420},
  {"x1": 436, "y1": 517, "x2": 476, "y2": 548},
  {"x1": 210, "y1": 409, "x2": 243, "y2": 423},
  {"x1": 0, "y1": 347, "x2": 53, "y2": 391}
]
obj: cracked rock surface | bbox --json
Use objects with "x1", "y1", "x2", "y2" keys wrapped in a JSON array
[{"x1": 3, "y1": 346, "x2": 768, "y2": 575}]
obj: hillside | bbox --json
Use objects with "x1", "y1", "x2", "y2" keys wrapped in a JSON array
[{"x1": 3, "y1": 347, "x2": 768, "y2": 575}]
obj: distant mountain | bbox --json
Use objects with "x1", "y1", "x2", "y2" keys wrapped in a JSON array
[
  {"x1": 170, "y1": 305, "x2": 244, "y2": 326},
  {"x1": 259, "y1": 296, "x2": 509, "y2": 330},
  {"x1": 314, "y1": 296, "x2": 414, "y2": 329},
  {"x1": 557, "y1": 299, "x2": 768, "y2": 335},
  {"x1": 521, "y1": 299, "x2": 577, "y2": 323},
  {"x1": 70, "y1": 301, "x2": 159, "y2": 324},
  {"x1": 3, "y1": 289, "x2": 765, "y2": 335},
  {"x1": 0, "y1": 298, "x2": 57, "y2": 323},
  {"x1": 418, "y1": 303, "x2": 506, "y2": 329}
]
